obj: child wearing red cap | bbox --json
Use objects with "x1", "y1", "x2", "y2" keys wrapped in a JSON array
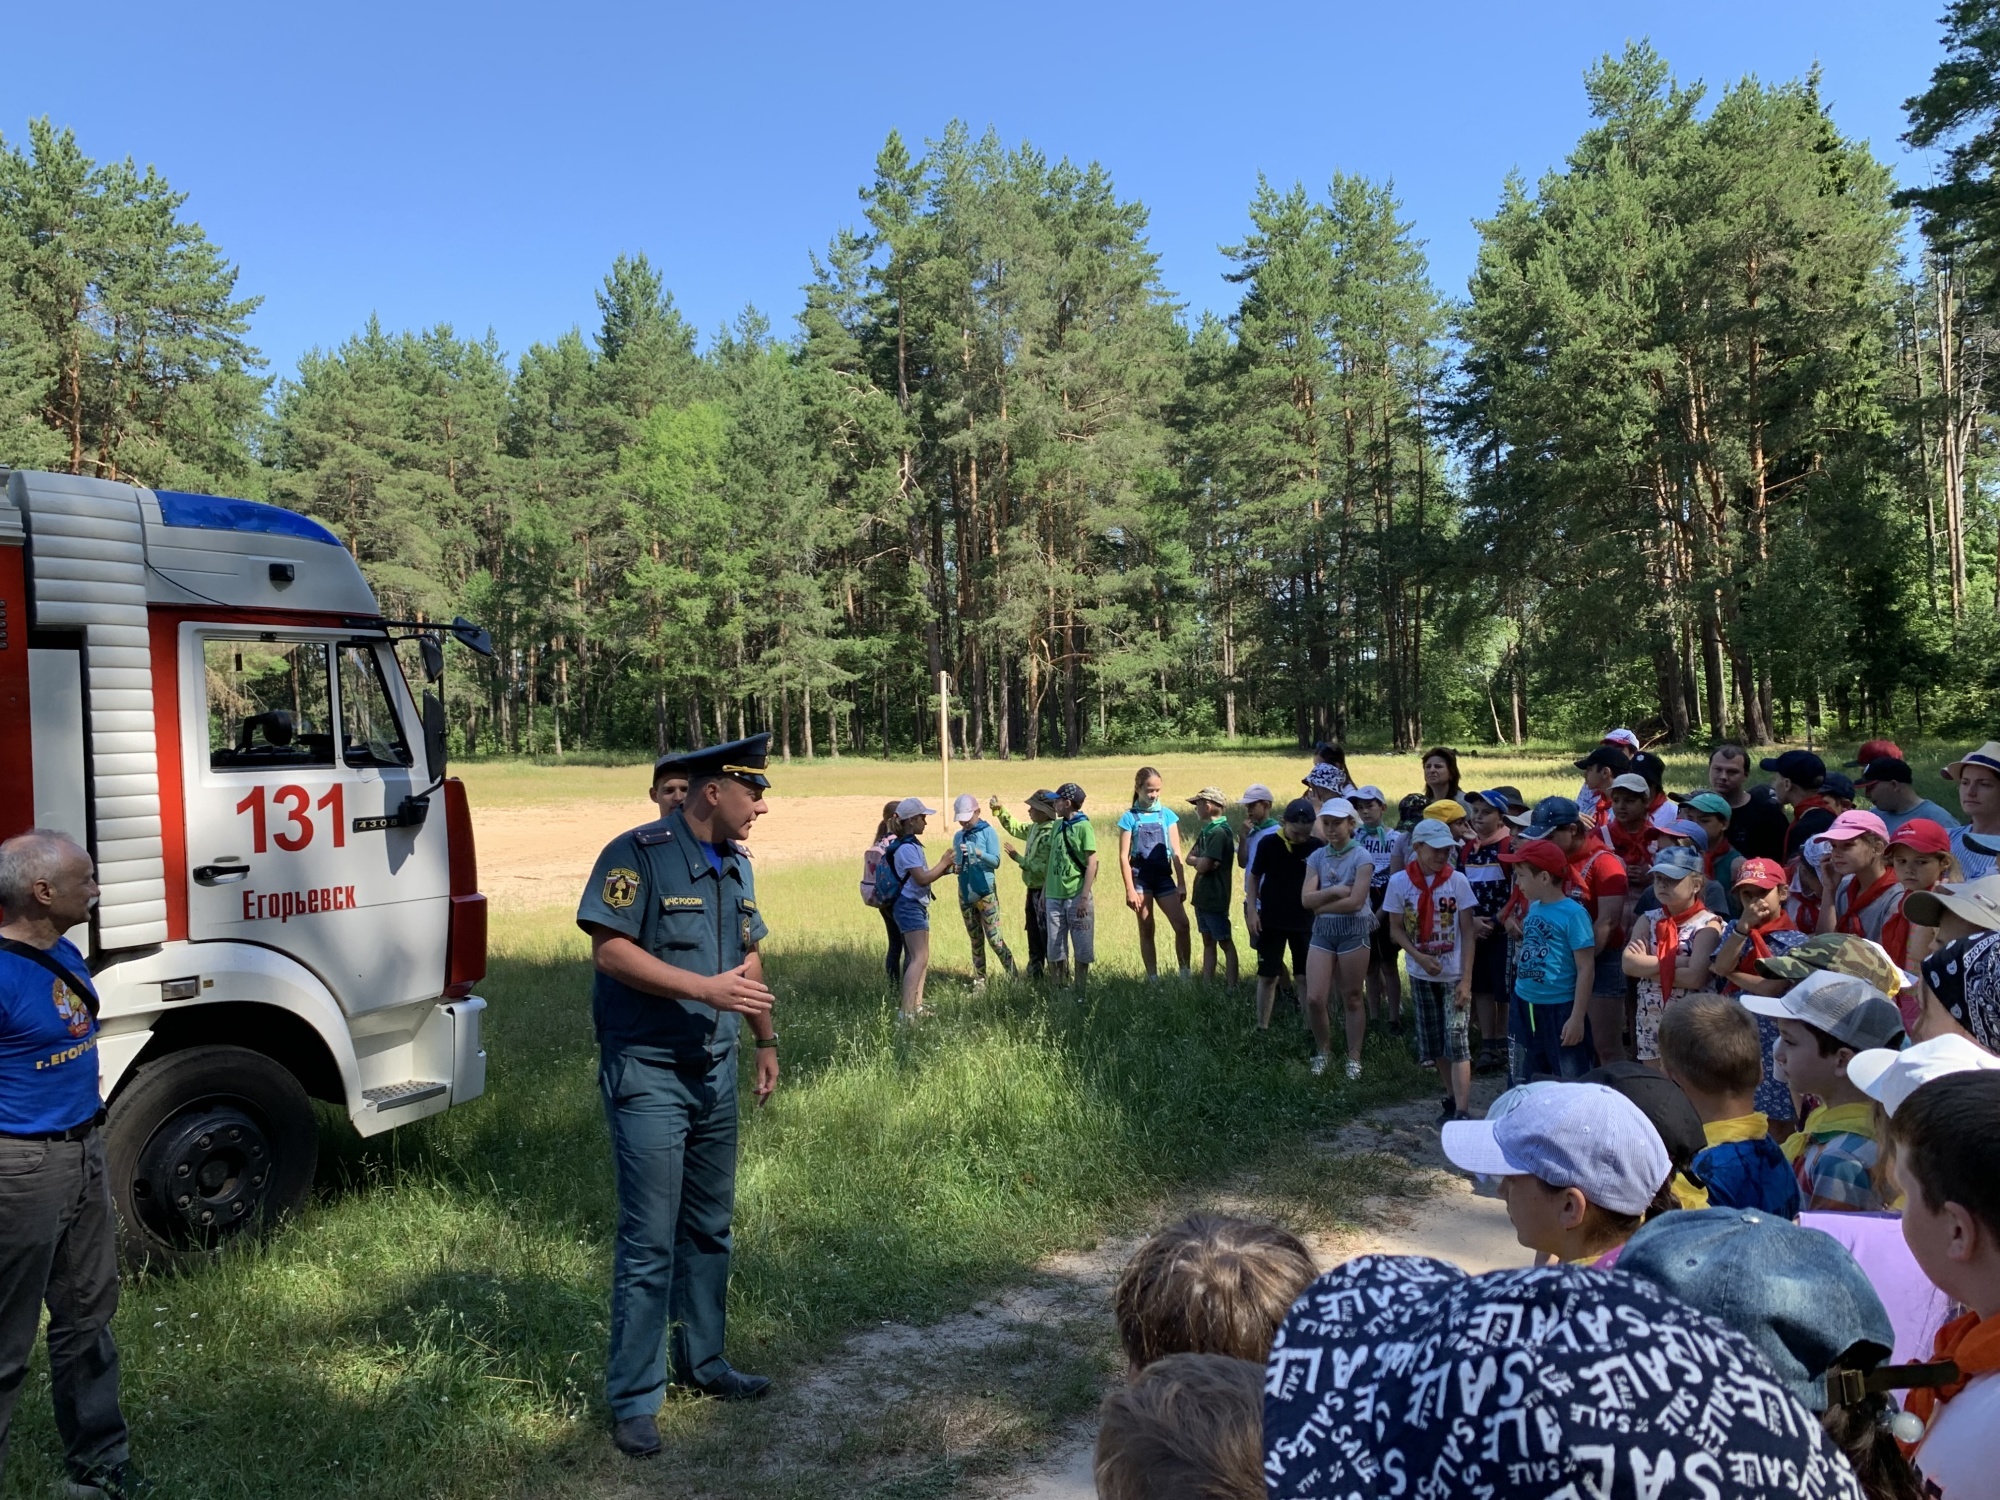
[
  {"x1": 1886, "y1": 817, "x2": 1959, "y2": 987},
  {"x1": 1501, "y1": 839, "x2": 1597, "y2": 1081},
  {"x1": 1711, "y1": 856, "x2": 1808, "y2": 1135},
  {"x1": 1817, "y1": 810, "x2": 1904, "y2": 950}
]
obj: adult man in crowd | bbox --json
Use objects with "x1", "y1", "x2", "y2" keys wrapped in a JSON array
[
  {"x1": 0, "y1": 831, "x2": 141, "y2": 1499},
  {"x1": 1708, "y1": 742, "x2": 1789, "y2": 861},
  {"x1": 1856, "y1": 756, "x2": 1960, "y2": 836},
  {"x1": 577, "y1": 736, "x2": 780, "y2": 1460},
  {"x1": 1945, "y1": 741, "x2": 2000, "y2": 880}
]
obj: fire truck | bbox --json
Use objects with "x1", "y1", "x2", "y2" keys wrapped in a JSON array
[{"x1": 1, "y1": 468, "x2": 490, "y2": 1266}]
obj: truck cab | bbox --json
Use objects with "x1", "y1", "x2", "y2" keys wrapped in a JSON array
[{"x1": 1, "y1": 469, "x2": 488, "y2": 1265}]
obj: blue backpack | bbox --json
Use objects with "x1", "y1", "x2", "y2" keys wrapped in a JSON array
[{"x1": 871, "y1": 835, "x2": 919, "y2": 906}]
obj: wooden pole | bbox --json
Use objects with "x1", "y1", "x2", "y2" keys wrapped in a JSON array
[{"x1": 939, "y1": 670, "x2": 952, "y2": 816}]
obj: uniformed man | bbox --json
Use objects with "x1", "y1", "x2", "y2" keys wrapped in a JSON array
[
  {"x1": 648, "y1": 751, "x2": 691, "y2": 818},
  {"x1": 0, "y1": 831, "x2": 144, "y2": 1498},
  {"x1": 576, "y1": 735, "x2": 780, "y2": 1460}
]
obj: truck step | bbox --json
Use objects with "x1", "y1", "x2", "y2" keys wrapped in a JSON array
[{"x1": 361, "y1": 1080, "x2": 448, "y2": 1112}]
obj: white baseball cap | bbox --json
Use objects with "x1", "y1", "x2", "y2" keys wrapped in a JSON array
[
  {"x1": 1610, "y1": 773, "x2": 1652, "y2": 796},
  {"x1": 953, "y1": 792, "x2": 980, "y2": 821},
  {"x1": 1350, "y1": 785, "x2": 1386, "y2": 805},
  {"x1": 1241, "y1": 784, "x2": 1275, "y2": 805},
  {"x1": 1849, "y1": 1034, "x2": 2000, "y2": 1115},
  {"x1": 1319, "y1": 797, "x2": 1357, "y2": 820},
  {"x1": 895, "y1": 796, "x2": 938, "y2": 820}
]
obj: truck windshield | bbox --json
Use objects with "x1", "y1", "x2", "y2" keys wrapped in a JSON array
[
  {"x1": 339, "y1": 644, "x2": 413, "y2": 768},
  {"x1": 206, "y1": 640, "x2": 335, "y2": 769}
]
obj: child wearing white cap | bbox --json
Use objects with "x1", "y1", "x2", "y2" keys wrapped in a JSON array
[
  {"x1": 887, "y1": 798, "x2": 956, "y2": 1020},
  {"x1": 951, "y1": 793, "x2": 1016, "y2": 991}
]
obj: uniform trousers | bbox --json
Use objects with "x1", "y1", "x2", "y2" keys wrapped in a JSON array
[
  {"x1": 0, "y1": 1130, "x2": 127, "y2": 1483},
  {"x1": 599, "y1": 1047, "x2": 739, "y2": 1419}
]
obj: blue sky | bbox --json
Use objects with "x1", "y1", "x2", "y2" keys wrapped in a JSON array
[{"x1": 8, "y1": 1, "x2": 1946, "y2": 384}]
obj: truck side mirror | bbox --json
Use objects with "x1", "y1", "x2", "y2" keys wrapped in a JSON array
[
  {"x1": 422, "y1": 689, "x2": 447, "y2": 776},
  {"x1": 450, "y1": 616, "x2": 494, "y2": 657},
  {"x1": 419, "y1": 635, "x2": 445, "y2": 682}
]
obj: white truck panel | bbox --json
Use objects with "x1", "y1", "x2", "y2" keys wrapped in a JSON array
[
  {"x1": 17, "y1": 472, "x2": 168, "y2": 951},
  {"x1": 93, "y1": 941, "x2": 363, "y2": 1104}
]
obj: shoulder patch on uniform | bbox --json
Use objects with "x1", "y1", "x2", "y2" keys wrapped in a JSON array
[
  {"x1": 633, "y1": 826, "x2": 676, "y2": 847},
  {"x1": 661, "y1": 895, "x2": 705, "y2": 910},
  {"x1": 601, "y1": 868, "x2": 641, "y2": 908}
]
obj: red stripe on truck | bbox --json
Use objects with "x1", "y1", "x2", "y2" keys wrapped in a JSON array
[{"x1": 443, "y1": 777, "x2": 485, "y2": 996}]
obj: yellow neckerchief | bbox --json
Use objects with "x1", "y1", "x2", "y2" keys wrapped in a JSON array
[
  {"x1": 1671, "y1": 1174, "x2": 1711, "y2": 1211},
  {"x1": 1702, "y1": 1112, "x2": 1770, "y2": 1146},
  {"x1": 1780, "y1": 1101, "x2": 1877, "y2": 1163}
]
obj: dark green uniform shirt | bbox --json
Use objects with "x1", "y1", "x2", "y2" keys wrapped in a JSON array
[{"x1": 576, "y1": 806, "x2": 769, "y2": 1063}]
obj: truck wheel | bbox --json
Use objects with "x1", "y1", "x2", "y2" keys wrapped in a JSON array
[{"x1": 106, "y1": 1045, "x2": 318, "y2": 1270}]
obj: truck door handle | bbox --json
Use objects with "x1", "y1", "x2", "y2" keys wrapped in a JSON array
[{"x1": 194, "y1": 860, "x2": 250, "y2": 885}]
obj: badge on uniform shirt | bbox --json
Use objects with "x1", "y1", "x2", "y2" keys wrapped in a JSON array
[
  {"x1": 601, "y1": 867, "x2": 641, "y2": 909},
  {"x1": 52, "y1": 978, "x2": 91, "y2": 1039},
  {"x1": 662, "y1": 896, "x2": 704, "y2": 910}
]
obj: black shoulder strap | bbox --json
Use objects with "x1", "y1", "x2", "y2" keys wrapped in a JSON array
[{"x1": 0, "y1": 937, "x2": 99, "y2": 1019}]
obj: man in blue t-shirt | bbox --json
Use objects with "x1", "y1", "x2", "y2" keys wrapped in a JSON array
[
  {"x1": 1499, "y1": 838, "x2": 1597, "y2": 1082},
  {"x1": 0, "y1": 830, "x2": 137, "y2": 1497}
]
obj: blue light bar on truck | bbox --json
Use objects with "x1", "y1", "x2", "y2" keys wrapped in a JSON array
[{"x1": 154, "y1": 489, "x2": 343, "y2": 547}]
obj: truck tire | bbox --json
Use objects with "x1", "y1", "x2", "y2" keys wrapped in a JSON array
[{"x1": 106, "y1": 1045, "x2": 319, "y2": 1270}]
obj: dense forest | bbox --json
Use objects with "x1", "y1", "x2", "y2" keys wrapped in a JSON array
[{"x1": 3, "y1": 32, "x2": 1999, "y2": 759}]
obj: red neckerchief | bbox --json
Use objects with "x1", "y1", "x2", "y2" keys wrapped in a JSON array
[
  {"x1": 1702, "y1": 834, "x2": 1733, "y2": 882},
  {"x1": 1647, "y1": 791, "x2": 1670, "y2": 822},
  {"x1": 1654, "y1": 899, "x2": 1708, "y2": 995},
  {"x1": 1405, "y1": 860, "x2": 1453, "y2": 945},
  {"x1": 1742, "y1": 910, "x2": 1796, "y2": 963},
  {"x1": 1602, "y1": 816, "x2": 1656, "y2": 875},
  {"x1": 1904, "y1": 1311, "x2": 2000, "y2": 1430},
  {"x1": 1882, "y1": 880, "x2": 1934, "y2": 969},
  {"x1": 1836, "y1": 867, "x2": 1901, "y2": 938},
  {"x1": 1790, "y1": 793, "x2": 1832, "y2": 822}
]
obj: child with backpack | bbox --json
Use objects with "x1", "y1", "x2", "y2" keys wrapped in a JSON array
[
  {"x1": 861, "y1": 799, "x2": 906, "y2": 985},
  {"x1": 870, "y1": 797, "x2": 956, "y2": 1020},
  {"x1": 951, "y1": 793, "x2": 1016, "y2": 991}
]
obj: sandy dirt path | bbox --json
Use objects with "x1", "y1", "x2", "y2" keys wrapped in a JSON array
[
  {"x1": 599, "y1": 1081, "x2": 1522, "y2": 1500},
  {"x1": 473, "y1": 794, "x2": 891, "y2": 912}
]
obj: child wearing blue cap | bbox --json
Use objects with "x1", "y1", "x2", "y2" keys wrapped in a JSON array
[{"x1": 1442, "y1": 1081, "x2": 1673, "y2": 1267}]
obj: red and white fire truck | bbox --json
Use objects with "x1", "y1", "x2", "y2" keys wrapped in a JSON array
[{"x1": 1, "y1": 468, "x2": 490, "y2": 1264}]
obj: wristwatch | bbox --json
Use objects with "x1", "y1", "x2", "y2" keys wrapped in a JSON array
[{"x1": 753, "y1": 1036, "x2": 779, "y2": 1049}]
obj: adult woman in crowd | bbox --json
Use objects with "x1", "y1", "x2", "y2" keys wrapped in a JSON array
[{"x1": 1419, "y1": 746, "x2": 1468, "y2": 816}]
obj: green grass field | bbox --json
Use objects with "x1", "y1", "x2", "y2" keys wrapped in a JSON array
[
  {"x1": 4, "y1": 860, "x2": 1435, "y2": 1500},
  {"x1": 455, "y1": 737, "x2": 1974, "y2": 813}
]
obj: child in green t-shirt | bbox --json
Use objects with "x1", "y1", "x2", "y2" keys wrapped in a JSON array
[{"x1": 1185, "y1": 788, "x2": 1238, "y2": 988}]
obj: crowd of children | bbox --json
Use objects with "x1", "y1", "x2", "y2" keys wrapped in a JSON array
[
  {"x1": 1093, "y1": 1052, "x2": 2000, "y2": 1498},
  {"x1": 843, "y1": 732, "x2": 2000, "y2": 1498}
]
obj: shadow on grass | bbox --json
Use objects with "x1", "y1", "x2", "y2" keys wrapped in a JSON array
[{"x1": 3, "y1": 942, "x2": 1430, "y2": 1500}]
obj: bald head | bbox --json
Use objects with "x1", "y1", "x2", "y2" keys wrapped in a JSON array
[{"x1": 0, "y1": 830, "x2": 97, "y2": 931}]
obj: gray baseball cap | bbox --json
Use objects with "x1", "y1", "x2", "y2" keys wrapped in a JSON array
[{"x1": 1738, "y1": 970, "x2": 1907, "y2": 1051}]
